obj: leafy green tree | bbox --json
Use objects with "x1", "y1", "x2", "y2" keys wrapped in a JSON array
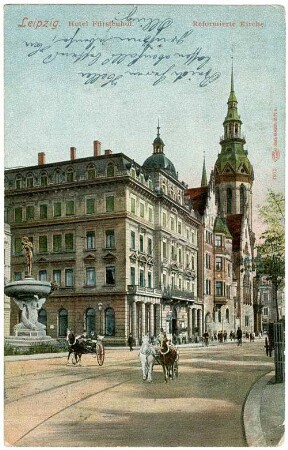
[{"x1": 257, "y1": 190, "x2": 285, "y2": 321}]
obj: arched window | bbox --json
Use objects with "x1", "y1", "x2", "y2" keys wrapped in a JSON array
[
  {"x1": 240, "y1": 185, "x2": 246, "y2": 213},
  {"x1": 15, "y1": 174, "x2": 23, "y2": 189},
  {"x1": 38, "y1": 308, "x2": 47, "y2": 328},
  {"x1": 105, "y1": 308, "x2": 115, "y2": 336},
  {"x1": 216, "y1": 187, "x2": 220, "y2": 208},
  {"x1": 58, "y1": 308, "x2": 68, "y2": 337},
  {"x1": 66, "y1": 167, "x2": 74, "y2": 182},
  {"x1": 225, "y1": 308, "x2": 230, "y2": 323},
  {"x1": 26, "y1": 173, "x2": 34, "y2": 188},
  {"x1": 85, "y1": 308, "x2": 96, "y2": 336},
  {"x1": 107, "y1": 163, "x2": 115, "y2": 177},
  {"x1": 87, "y1": 164, "x2": 96, "y2": 180},
  {"x1": 227, "y1": 187, "x2": 232, "y2": 214},
  {"x1": 40, "y1": 172, "x2": 48, "y2": 187},
  {"x1": 54, "y1": 169, "x2": 62, "y2": 184}
]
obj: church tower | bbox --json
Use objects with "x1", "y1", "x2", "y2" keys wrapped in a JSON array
[{"x1": 214, "y1": 65, "x2": 254, "y2": 228}]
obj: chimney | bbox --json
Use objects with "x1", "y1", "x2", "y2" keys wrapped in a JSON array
[
  {"x1": 70, "y1": 146, "x2": 76, "y2": 160},
  {"x1": 93, "y1": 140, "x2": 101, "y2": 157},
  {"x1": 38, "y1": 152, "x2": 46, "y2": 165},
  {"x1": 105, "y1": 149, "x2": 112, "y2": 155}
]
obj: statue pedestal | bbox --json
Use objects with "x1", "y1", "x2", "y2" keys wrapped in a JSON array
[{"x1": 15, "y1": 329, "x2": 47, "y2": 338}]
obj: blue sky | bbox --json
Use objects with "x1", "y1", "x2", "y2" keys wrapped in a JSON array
[{"x1": 3, "y1": 2, "x2": 285, "y2": 239}]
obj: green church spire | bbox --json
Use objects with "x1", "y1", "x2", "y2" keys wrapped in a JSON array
[{"x1": 201, "y1": 154, "x2": 208, "y2": 187}]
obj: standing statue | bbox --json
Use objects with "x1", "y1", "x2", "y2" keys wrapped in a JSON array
[{"x1": 21, "y1": 236, "x2": 33, "y2": 276}]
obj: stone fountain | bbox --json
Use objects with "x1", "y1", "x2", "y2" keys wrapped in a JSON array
[{"x1": 4, "y1": 237, "x2": 55, "y2": 349}]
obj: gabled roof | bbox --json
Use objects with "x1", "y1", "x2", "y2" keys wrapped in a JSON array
[
  {"x1": 185, "y1": 187, "x2": 208, "y2": 216},
  {"x1": 226, "y1": 214, "x2": 243, "y2": 251},
  {"x1": 214, "y1": 216, "x2": 232, "y2": 239}
]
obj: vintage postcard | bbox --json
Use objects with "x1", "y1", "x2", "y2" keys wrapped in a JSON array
[{"x1": 3, "y1": 1, "x2": 285, "y2": 447}]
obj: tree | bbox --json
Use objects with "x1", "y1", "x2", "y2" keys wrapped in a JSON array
[{"x1": 257, "y1": 190, "x2": 285, "y2": 321}]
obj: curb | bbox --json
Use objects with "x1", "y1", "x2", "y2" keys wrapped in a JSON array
[{"x1": 243, "y1": 371, "x2": 285, "y2": 447}]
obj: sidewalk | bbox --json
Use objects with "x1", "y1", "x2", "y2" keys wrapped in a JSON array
[{"x1": 243, "y1": 371, "x2": 285, "y2": 447}]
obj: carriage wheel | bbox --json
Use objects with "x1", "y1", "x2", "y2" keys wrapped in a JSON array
[{"x1": 96, "y1": 342, "x2": 105, "y2": 366}]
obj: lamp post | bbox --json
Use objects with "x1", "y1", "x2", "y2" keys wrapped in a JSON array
[{"x1": 98, "y1": 302, "x2": 103, "y2": 335}]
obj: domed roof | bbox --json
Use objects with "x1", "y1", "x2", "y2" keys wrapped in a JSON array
[{"x1": 143, "y1": 153, "x2": 177, "y2": 179}]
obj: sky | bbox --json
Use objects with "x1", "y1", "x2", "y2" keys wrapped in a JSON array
[{"x1": 3, "y1": 1, "x2": 286, "y2": 240}]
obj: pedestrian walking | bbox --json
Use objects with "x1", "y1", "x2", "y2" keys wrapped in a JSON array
[
  {"x1": 236, "y1": 327, "x2": 242, "y2": 346},
  {"x1": 127, "y1": 333, "x2": 134, "y2": 351}
]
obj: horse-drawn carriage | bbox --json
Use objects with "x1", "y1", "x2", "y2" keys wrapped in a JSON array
[
  {"x1": 139, "y1": 335, "x2": 179, "y2": 383},
  {"x1": 67, "y1": 330, "x2": 105, "y2": 366}
]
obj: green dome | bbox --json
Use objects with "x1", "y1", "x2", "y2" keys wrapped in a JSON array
[{"x1": 143, "y1": 153, "x2": 177, "y2": 179}]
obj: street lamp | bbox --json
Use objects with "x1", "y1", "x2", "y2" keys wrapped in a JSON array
[{"x1": 98, "y1": 302, "x2": 103, "y2": 335}]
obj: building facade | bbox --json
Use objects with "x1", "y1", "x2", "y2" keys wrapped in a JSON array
[{"x1": 4, "y1": 135, "x2": 200, "y2": 344}]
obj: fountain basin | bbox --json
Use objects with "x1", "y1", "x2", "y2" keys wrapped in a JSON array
[{"x1": 4, "y1": 278, "x2": 52, "y2": 299}]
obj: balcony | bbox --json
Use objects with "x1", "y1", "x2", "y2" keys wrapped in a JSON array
[
  {"x1": 214, "y1": 296, "x2": 228, "y2": 306},
  {"x1": 127, "y1": 285, "x2": 162, "y2": 296},
  {"x1": 163, "y1": 288, "x2": 194, "y2": 301}
]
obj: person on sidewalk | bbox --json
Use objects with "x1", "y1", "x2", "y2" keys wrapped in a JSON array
[
  {"x1": 127, "y1": 333, "x2": 134, "y2": 351},
  {"x1": 236, "y1": 327, "x2": 243, "y2": 346}
]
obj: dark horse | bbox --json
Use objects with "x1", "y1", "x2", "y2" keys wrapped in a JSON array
[
  {"x1": 157, "y1": 337, "x2": 179, "y2": 382},
  {"x1": 66, "y1": 329, "x2": 86, "y2": 365}
]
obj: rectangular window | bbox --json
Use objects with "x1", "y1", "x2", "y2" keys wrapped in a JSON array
[
  {"x1": 171, "y1": 244, "x2": 176, "y2": 261},
  {"x1": 130, "y1": 267, "x2": 135, "y2": 285},
  {"x1": 140, "y1": 202, "x2": 145, "y2": 218},
  {"x1": 215, "y1": 235, "x2": 222, "y2": 247},
  {"x1": 39, "y1": 270, "x2": 47, "y2": 281},
  {"x1": 53, "y1": 235, "x2": 62, "y2": 252},
  {"x1": 106, "y1": 195, "x2": 114, "y2": 212},
  {"x1": 139, "y1": 269, "x2": 145, "y2": 287},
  {"x1": 163, "y1": 273, "x2": 167, "y2": 288},
  {"x1": 147, "y1": 238, "x2": 152, "y2": 255},
  {"x1": 131, "y1": 197, "x2": 136, "y2": 214},
  {"x1": 66, "y1": 200, "x2": 75, "y2": 216},
  {"x1": 86, "y1": 198, "x2": 95, "y2": 214},
  {"x1": 170, "y1": 217, "x2": 175, "y2": 231},
  {"x1": 130, "y1": 231, "x2": 136, "y2": 250},
  {"x1": 14, "y1": 272, "x2": 22, "y2": 281},
  {"x1": 39, "y1": 235, "x2": 48, "y2": 253},
  {"x1": 40, "y1": 204, "x2": 48, "y2": 219},
  {"x1": 53, "y1": 270, "x2": 61, "y2": 286},
  {"x1": 15, "y1": 207, "x2": 22, "y2": 223},
  {"x1": 263, "y1": 307, "x2": 269, "y2": 316},
  {"x1": 139, "y1": 234, "x2": 144, "y2": 253},
  {"x1": 26, "y1": 205, "x2": 34, "y2": 221},
  {"x1": 162, "y1": 212, "x2": 167, "y2": 227},
  {"x1": 14, "y1": 237, "x2": 22, "y2": 254},
  {"x1": 65, "y1": 269, "x2": 74, "y2": 287},
  {"x1": 148, "y1": 271, "x2": 152, "y2": 288},
  {"x1": 86, "y1": 231, "x2": 95, "y2": 249},
  {"x1": 106, "y1": 266, "x2": 115, "y2": 285},
  {"x1": 192, "y1": 255, "x2": 195, "y2": 270},
  {"x1": 216, "y1": 256, "x2": 222, "y2": 271},
  {"x1": 178, "y1": 221, "x2": 182, "y2": 234},
  {"x1": 148, "y1": 207, "x2": 153, "y2": 222},
  {"x1": 26, "y1": 177, "x2": 33, "y2": 188},
  {"x1": 215, "y1": 281, "x2": 223, "y2": 296},
  {"x1": 53, "y1": 202, "x2": 61, "y2": 217},
  {"x1": 86, "y1": 267, "x2": 96, "y2": 286},
  {"x1": 106, "y1": 230, "x2": 115, "y2": 248},
  {"x1": 163, "y1": 241, "x2": 167, "y2": 259},
  {"x1": 205, "y1": 253, "x2": 211, "y2": 269},
  {"x1": 65, "y1": 233, "x2": 74, "y2": 251},
  {"x1": 178, "y1": 248, "x2": 182, "y2": 263}
]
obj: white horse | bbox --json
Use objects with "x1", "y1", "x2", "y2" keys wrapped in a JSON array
[{"x1": 139, "y1": 335, "x2": 156, "y2": 382}]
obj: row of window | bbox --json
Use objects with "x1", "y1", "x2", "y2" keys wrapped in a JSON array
[
  {"x1": 48, "y1": 307, "x2": 116, "y2": 337},
  {"x1": 130, "y1": 197, "x2": 153, "y2": 221},
  {"x1": 215, "y1": 308, "x2": 231, "y2": 323},
  {"x1": 162, "y1": 211, "x2": 195, "y2": 241},
  {"x1": 215, "y1": 185, "x2": 247, "y2": 214},
  {"x1": 205, "y1": 254, "x2": 232, "y2": 274},
  {"x1": 12, "y1": 195, "x2": 115, "y2": 223},
  {"x1": 205, "y1": 280, "x2": 231, "y2": 298},
  {"x1": 14, "y1": 266, "x2": 116, "y2": 287},
  {"x1": 11, "y1": 163, "x2": 117, "y2": 190},
  {"x1": 130, "y1": 231, "x2": 153, "y2": 254},
  {"x1": 162, "y1": 241, "x2": 196, "y2": 268}
]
